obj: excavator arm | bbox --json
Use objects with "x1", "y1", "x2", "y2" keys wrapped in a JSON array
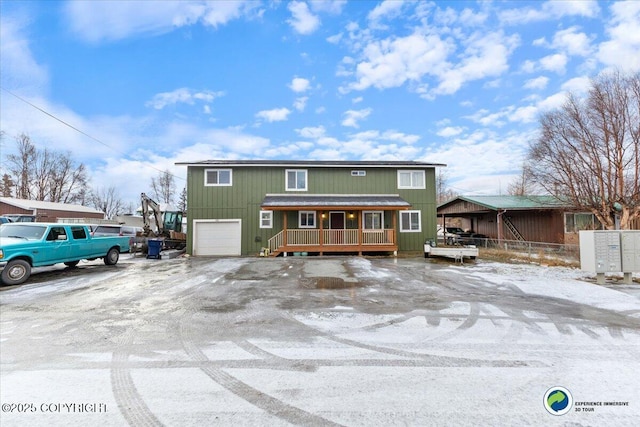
[{"x1": 141, "y1": 193, "x2": 163, "y2": 237}]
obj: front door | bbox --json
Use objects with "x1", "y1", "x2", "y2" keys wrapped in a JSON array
[
  {"x1": 330, "y1": 212, "x2": 345, "y2": 229},
  {"x1": 329, "y1": 212, "x2": 345, "y2": 244}
]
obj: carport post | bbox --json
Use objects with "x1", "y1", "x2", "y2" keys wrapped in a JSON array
[{"x1": 497, "y1": 209, "x2": 505, "y2": 243}]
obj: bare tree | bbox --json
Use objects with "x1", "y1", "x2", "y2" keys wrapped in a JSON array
[
  {"x1": 4, "y1": 134, "x2": 88, "y2": 203},
  {"x1": 436, "y1": 169, "x2": 457, "y2": 204},
  {"x1": 0, "y1": 174, "x2": 14, "y2": 197},
  {"x1": 528, "y1": 71, "x2": 640, "y2": 229},
  {"x1": 178, "y1": 187, "x2": 187, "y2": 212},
  {"x1": 32, "y1": 147, "x2": 55, "y2": 201},
  {"x1": 507, "y1": 163, "x2": 537, "y2": 196},
  {"x1": 150, "y1": 169, "x2": 176, "y2": 204},
  {"x1": 90, "y1": 186, "x2": 127, "y2": 220},
  {"x1": 49, "y1": 153, "x2": 88, "y2": 204},
  {"x1": 6, "y1": 133, "x2": 36, "y2": 199}
]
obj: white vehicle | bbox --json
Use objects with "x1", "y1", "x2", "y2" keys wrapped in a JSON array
[{"x1": 437, "y1": 225, "x2": 464, "y2": 245}]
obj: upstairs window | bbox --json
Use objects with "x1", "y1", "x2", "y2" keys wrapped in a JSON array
[
  {"x1": 398, "y1": 170, "x2": 425, "y2": 189},
  {"x1": 286, "y1": 169, "x2": 307, "y2": 191},
  {"x1": 205, "y1": 169, "x2": 232, "y2": 186}
]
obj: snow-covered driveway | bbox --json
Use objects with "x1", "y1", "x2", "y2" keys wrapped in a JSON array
[{"x1": 1, "y1": 256, "x2": 639, "y2": 426}]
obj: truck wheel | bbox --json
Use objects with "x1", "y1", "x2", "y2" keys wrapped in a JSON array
[
  {"x1": 64, "y1": 261, "x2": 80, "y2": 268},
  {"x1": 1, "y1": 259, "x2": 31, "y2": 285},
  {"x1": 104, "y1": 248, "x2": 120, "y2": 265}
]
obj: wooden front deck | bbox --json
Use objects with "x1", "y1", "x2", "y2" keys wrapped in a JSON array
[{"x1": 267, "y1": 229, "x2": 397, "y2": 256}]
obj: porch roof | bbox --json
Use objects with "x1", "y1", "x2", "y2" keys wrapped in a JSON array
[{"x1": 261, "y1": 194, "x2": 411, "y2": 210}]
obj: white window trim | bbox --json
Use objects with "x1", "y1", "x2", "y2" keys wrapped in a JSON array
[
  {"x1": 298, "y1": 211, "x2": 316, "y2": 228},
  {"x1": 285, "y1": 169, "x2": 308, "y2": 191},
  {"x1": 397, "y1": 170, "x2": 425, "y2": 189},
  {"x1": 363, "y1": 211, "x2": 384, "y2": 230},
  {"x1": 400, "y1": 210, "x2": 422, "y2": 232},
  {"x1": 259, "y1": 210, "x2": 273, "y2": 229},
  {"x1": 205, "y1": 168, "x2": 233, "y2": 186}
]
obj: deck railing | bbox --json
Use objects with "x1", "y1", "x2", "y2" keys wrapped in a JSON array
[
  {"x1": 362, "y1": 229, "x2": 394, "y2": 245},
  {"x1": 322, "y1": 229, "x2": 359, "y2": 245},
  {"x1": 287, "y1": 229, "x2": 319, "y2": 245},
  {"x1": 267, "y1": 230, "x2": 284, "y2": 253},
  {"x1": 269, "y1": 229, "x2": 395, "y2": 252}
]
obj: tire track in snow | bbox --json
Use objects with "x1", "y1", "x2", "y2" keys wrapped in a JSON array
[
  {"x1": 111, "y1": 329, "x2": 163, "y2": 427},
  {"x1": 179, "y1": 307, "x2": 345, "y2": 427},
  {"x1": 282, "y1": 312, "x2": 541, "y2": 368}
]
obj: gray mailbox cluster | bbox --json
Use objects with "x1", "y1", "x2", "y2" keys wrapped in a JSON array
[{"x1": 579, "y1": 230, "x2": 640, "y2": 284}]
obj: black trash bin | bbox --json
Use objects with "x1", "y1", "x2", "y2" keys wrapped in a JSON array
[{"x1": 147, "y1": 239, "x2": 162, "y2": 259}]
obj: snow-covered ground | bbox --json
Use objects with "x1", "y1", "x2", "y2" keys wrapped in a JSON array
[{"x1": 1, "y1": 256, "x2": 639, "y2": 426}]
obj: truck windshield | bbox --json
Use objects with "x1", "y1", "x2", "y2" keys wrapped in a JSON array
[{"x1": 0, "y1": 224, "x2": 47, "y2": 240}]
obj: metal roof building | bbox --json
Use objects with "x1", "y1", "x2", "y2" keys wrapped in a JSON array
[
  {"x1": 437, "y1": 195, "x2": 576, "y2": 244},
  {"x1": 0, "y1": 197, "x2": 105, "y2": 222}
]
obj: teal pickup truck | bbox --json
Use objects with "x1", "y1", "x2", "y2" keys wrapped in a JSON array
[{"x1": 0, "y1": 223, "x2": 130, "y2": 286}]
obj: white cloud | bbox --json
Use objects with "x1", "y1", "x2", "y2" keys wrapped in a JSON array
[
  {"x1": 561, "y1": 76, "x2": 591, "y2": 94},
  {"x1": 348, "y1": 32, "x2": 452, "y2": 91},
  {"x1": 521, "y1": 60, "x2": 537, "y2": 73},
  {"x1": 326, "y1": 33, "x2": 343, "y2": 44},
  {"x1": 287, "y1": 1, "x2": 320, "y2": 35},
  {"x1": 310, "y1": 0, "x2": 346, "y2": 15},
  {"x1": 421, "y1": 131, "x2": 530, "y2": 195},
  {"x1": 458, "y1": 8, "x2": 489, "y2": 27},
  {"x1": 289, "y1": 77, "x2": 311, "y2": 93},
  {"x1": 0, "y1": 11, "x2": 49, "y2": 94},
  {"x1": 145, "y1": 88, "x2": 223, "y2": 110},
  {"x1": 255, "y1": 107, "x2": 291, "y2": 122},
  {"x1": 296, "y1": 126, "x2": 326, "y2": 139},
  {"x1": 552, "y1": 27, "x2": 593, "y2": 57},
  {"x1": 537, "y1": 92, "x2": 566, "y2": 111},
  {"x1": 64, "y1": 0, "x2": 256, "y2": 43},
  {"x1": 510, "y1": 106, "x2": 538, "y2": 123},
  {"x1": 499, "y1": 0, "x2": 600, "y2": 25},
  {"x1": 434, "y1": 32, "x2": 520, "y2": 95},
  {"x1": 367, "y1": 0, "x2": 406, "y2": 29},
  {"x1": 342, "y1": 108, "x2": 372, "y2": 128},
  {"x1": 597, "y1": 1, "x2": 640, "y2": 71},
  {"x1": 539, "y1": 53, "x2": 567, "y2": 74},
  {"x1": 465, "y1": 108, "x2": 510, "y2": 127},
  {"x1": 293, "y1": 96, "x2": 308, "y2": 112},
  {"x1": 437, "y1": 126, "x2": 464, "y2": 138},
  {"x1": 380, "y1": 131, "x2": 420, "y2": 144},
  {"x1": 523, "y1": 76, "x2": 549, "y2": 90}
]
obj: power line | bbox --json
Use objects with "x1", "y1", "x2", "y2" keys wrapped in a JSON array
[{"x1": 0, "y1": 86, "x2": 185, "y2": 181}]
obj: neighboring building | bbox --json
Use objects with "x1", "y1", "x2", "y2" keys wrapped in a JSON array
[
  {"x1": 436, "y1": 195, "x2": 597, "y2": 245},
  {"x1": 0, "y1": 197, "x2": 105, "y2": 223},
  {"x1": 176, "y1": 160, "x2": 443, "y2": 256}
]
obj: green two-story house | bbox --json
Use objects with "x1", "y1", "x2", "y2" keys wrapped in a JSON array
[{"x1": 175, "y1": 160, "x2": 443, "y2": 257}]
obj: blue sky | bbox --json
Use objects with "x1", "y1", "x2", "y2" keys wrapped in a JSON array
[{"x1": 1, "y1": 0, "x2": 639, "y2": 206}]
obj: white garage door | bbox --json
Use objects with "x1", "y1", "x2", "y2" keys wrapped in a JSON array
[{"x1": 194, "y1": 220, "x2": 242, "y2": 256}]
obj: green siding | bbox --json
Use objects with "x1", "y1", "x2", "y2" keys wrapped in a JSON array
[{"x1": 186, "y1": 166, "x2": 437, "y2": 255}]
